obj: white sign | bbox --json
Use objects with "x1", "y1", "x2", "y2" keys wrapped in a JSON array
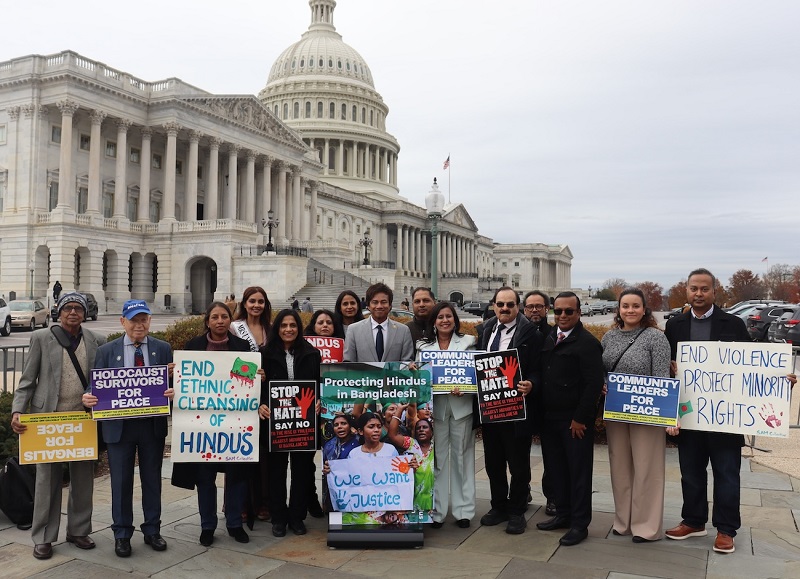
[{"x1": 326, "y1": 456, "x2": 414, "y2": 512}]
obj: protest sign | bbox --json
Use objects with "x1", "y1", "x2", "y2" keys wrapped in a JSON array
[
  {"x1": 19, "y1": 412, "x2": 97, "y2": 465},
  {"x1": 171, "y1": 351, "x2": 261, "y2": 462},
  {"x1": 269, "y1": 380, "x2": 317, "y2": 451},
  {"x1": 305, "y1": 336, "x2": 344, "y2": 363},
  {"x1": 418, "y1": 350, "x2": 478, "y2": 394},
  {"x1": 603, "y1": 373, "x2": 680, "y2": 426},
  {"x1": 327, "y1": 456, "x2": 414, "y2": 512},
  {"x1": 89, "y1": 366, "x2": 170, "y2": 420},
  {"x1": 675, "y1": 341, "x2": 793, "y2": 438},
  {"x1": 474, "y1": 349, "x2": 526, "y2": 423}
]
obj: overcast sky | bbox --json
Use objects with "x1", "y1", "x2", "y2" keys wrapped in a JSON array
[{"x1": 5, "y1": 0, "x2": 798, "y2": 292}]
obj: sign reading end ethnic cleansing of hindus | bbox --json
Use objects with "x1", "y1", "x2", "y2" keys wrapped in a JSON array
[
  {"x1": 171, "y1": 351, "x2": 262, "y2": 462},
  {"x1": 675, "y1": 341, "x2": 793, "y2": 438},
  {"x1": 474, "y1": 349, "x2": 526, "y2": 423},
  {"x1": 418, "y1": 350, "x2": 479, "y2": 394},
  {"x1": 89, "y1": 366, "x2": 170, "y2": 420},
  {"x1": 327, "y1": 456, "x2": 414, "y2": 512},
  {"x1": 19, "y1": 412, "x2": 97, "y2": 465},
  {"x1": 305, "y1": 336, "x2": 344, "y2": 364},
  {"x1": 269, "y1": 380, "x2": 317, "y2": 451},
  {"x1": 603, "y1": 373, "x2": 680, "y2": 427}
]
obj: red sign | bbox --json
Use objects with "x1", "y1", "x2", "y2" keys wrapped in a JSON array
[{"x1": 305, "y1": 336, "x2": 344, "y2": 363}]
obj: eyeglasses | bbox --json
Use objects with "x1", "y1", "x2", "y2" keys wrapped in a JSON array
[
  {"x1": 524, "y1": 304, "x2": 547, "y2": 311},
  {"x1": 494, "y1": 301, "x2": 517, "y2": 309},
  {"x1": 61, "y1": 305, "x2": 83, "y2": 313},
  {"x1": 553, "y1": 308, "x2": 577, "y2": 316}
]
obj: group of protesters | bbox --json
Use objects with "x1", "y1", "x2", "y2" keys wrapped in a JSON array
[{"x1": 10, "y1": 268, "x2": 797, "y2": 561}]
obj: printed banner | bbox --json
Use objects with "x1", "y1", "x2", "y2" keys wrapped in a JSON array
[
  {"x1": 418, "y1": 350, "x2": 479, "y2": 394},
  {"x1": 305, "y1": 336, "x2": 344, "y2": 363},
  {"x1": 171, "y1": 351, "x2": 262, "y2": 462},
  {"x1": 89, "y1": 366, "x2": 170, "y2": 420},
  {"x1": 327, "y1": 456, "x2": 414, "y2": 512},
  {"x1": 19, "y1": 412, "x2": 98, "y2": 465},
  {"x1": 603, "y1": 373, "x2": 680, "y2": 426},
  {"x1": 269, "y1": 380, "x2": 317, "y2": 451},
  {"x1": 675, "y1": 341, "x2": 793, "y2": 438},
  {"x1": 474, "y1": 349, "x2": 526, "y2": 423}
]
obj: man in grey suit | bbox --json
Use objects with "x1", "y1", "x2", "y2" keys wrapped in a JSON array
[
  {"x1": 11, "y1": 292, "x2": 106, "y2": 560},
  {"x1": 343, "y1": 282, "x2": 414, "y2": 363}
]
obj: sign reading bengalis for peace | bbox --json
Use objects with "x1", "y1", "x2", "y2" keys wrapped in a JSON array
[
  {"x1": 90, "y1": 366, "x2": 170, "y2": 420},
  {"x1": 171, "y1": 351, "x2": 261, "y2": 462},
  {"x1": 675, "y1": 341, "x2": 793, "y2": 438},
  {"x1": 19, "y1": 412, "x2": 97, "y2": 465},
  {"x1": 474, "y1": 349, "x2": 526, "y2": 423},
  {"x1": 418, "y1": 350, "x2": 478, "y2": 394},
  {"x1": 603, "y1": 373, "x2": 680, "y2": 426}
]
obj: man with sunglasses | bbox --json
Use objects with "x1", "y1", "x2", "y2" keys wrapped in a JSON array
[
  {"x1": 477, "y1": 287, "x2": 542, "y2": 534},
  {"x1": 536, "y1": 291, "x2": 604, "y2": 546}
]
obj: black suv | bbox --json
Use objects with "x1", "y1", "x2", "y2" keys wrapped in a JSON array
[
  {"x1": 51, "y1": 292, "x2": 99, "y2": 321},
  {"x1": 771, "y1": 307, "x2": 800, "y2": 348},
  {"x1": 746, "y1": 304, "x2": 798, "y2": 342}
]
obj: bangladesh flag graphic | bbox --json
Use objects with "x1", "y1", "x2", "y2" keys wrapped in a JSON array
[
  {"x1": 678, "y1": 400, "x2": 693, "y2": 417},
  {"x1": 230, "y1": 357, "x2": 257, "y2": 386}
]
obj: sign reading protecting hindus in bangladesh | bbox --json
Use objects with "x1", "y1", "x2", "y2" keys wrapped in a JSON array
[
  {"x1": 19, "y1": 412, "x2": 98, "y2": 465},
  {"x1": 603, "y1": 373, "x2": 680, "y2": 426},
  {"x1": 171, "y1": 351, "x2": 262, "y2": 462},
  {"x1": 675, "y1": 341, "x2": 793, "y2": 438},
  {"x1": 418, "y1": 350, "x2": 479, "y2": 394},
  {"x1": 474, "y1": 349, "x2": 526, "y2": 423},
  {"x1": 89, "y1": 366, "x2": 170, "y2": 420},
  {"x1": 268, "y1": 380, "x2": 317, "y2": 451}
]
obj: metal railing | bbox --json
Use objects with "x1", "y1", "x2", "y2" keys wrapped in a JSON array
[
  {"x1": 237, "y1": 245, "x2": 308, "y2": 257},
  {"x1": 343, "y1": 260, "x2": 395, "y2": 270},
  {"x1": 1, "y1": 345, "x2": 29, "y2": 393}
]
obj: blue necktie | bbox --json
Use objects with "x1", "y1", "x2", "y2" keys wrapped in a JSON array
[
  {"x1": 375, "y1": 325, "x2": 384, "y2": 360},
  {"x1": 490, "y1": 324, "x2": 506, "y2": 352},
  {"x1": 134, "y1": 342, "x2": 145, "y2": 367}
]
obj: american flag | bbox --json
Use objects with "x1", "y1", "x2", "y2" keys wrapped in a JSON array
[
  {"x1": 762, "y1": 256, "x2": 768, "y2": 262},
  {"x1": 442, "y1": 155, "x2": 450, "y2": 170}
]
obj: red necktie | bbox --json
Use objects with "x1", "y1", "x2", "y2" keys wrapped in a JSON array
[
  {"x1": 134, "y1": 342, "x2": 145, "y2": 367},
  {"x1": 556, "y1": 332, "x2": 566, "y2": 346}
]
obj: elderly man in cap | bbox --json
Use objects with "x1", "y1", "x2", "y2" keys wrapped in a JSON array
[
  {"x1": 11, "y1": 292, "x2": 106, "y2": 559},
  {"x1": 83, "y1": 300, "x2": 173, "y2": 558}
]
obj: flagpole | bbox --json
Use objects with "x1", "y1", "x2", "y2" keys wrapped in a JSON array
[{"x1": 448, "y1": 152, "x2": 451, "y2": 203}]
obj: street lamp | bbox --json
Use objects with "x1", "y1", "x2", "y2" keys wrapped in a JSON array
[
  {"x1": 29, "y1": 259, "x2": 35, "y2": 299},
  {"x1": 358, "y1": 233, "x2": 373, "y2": 266},
  {"x1": 425, "y1": 178, "x2": 445, "y2": 299},
  {"x1": 260, "y1": 209, "x2": 280, "y2": 252}
]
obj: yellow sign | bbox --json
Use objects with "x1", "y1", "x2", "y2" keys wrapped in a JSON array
[{"x1": 19, "y1": 412, "x2": 98, "y2": 465}]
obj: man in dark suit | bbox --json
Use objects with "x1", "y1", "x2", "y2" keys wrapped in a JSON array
[
  {"x1": 343, "y1": 282, "x2": 414, "y2": 363},
  {"x1": 536, "y1": 291, "x2": 604, "y2": 546},
  {"x1": 477, "y1": 286, "x2": 542, "y2": 534},
  {"x1": 84, "y1": 300, "x2": 173, "y2": 558}
]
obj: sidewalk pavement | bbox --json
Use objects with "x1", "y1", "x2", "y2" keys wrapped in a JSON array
[{"x1": 2, "y1": 434, "x2": 800, "y2": 579}]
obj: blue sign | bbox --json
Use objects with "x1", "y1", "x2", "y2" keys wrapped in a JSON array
[
  {"x1": 418, "y1": 350, "x2": 478, "y2": 393},
  {"x1": 603, "y1": 373, "x2": 680, "y2": 426}
]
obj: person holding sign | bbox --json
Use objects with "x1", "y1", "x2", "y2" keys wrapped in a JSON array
[
  {"x1": 170, "y1": 301, "x2": 254, "y2": 546},
  {"x1": 258, "y1": 309, "x2": 321, "y2": 538},
  {"x1": 601, "y1": 288, "x2": 671, "y2": 543},
  {"x1": 417, "y1": 302, "x2": 477, "y2": 528},
  {"x1": 11, "y1": 292, "x2": 106, "y2": 560},
  {"x1": 333, "y1": 290, "x2": 364, "y2": 330},
  {"x1": 83, "y1": 300, "x2": 173, "y2": 558}
]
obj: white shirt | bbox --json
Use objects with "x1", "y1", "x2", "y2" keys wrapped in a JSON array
[
  {"x1": 691, "y1": 305, "x2": 715, "y2": 320},
  {"x1": 488, "y1": 320, "x2": 517, "y2": 351}
]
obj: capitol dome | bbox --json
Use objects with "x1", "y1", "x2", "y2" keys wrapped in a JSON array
[{"x1": 259, "y1": 0, "x2": 401, "y2": 200}]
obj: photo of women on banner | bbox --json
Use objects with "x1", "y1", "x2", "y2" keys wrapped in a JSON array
[
  {"x1": 89, "y1": 366, "x2": 170, "y2": 420},
  {"x1": 474, "y1": 349, "x2": 526, "y2": 423},
  {"x1": 171, "y1": 350, "x2": 262, "y2": 462},
  {"x1": 305, "y1": 336, "x2": 344, "y2": 364},
  {"x1": 418, "y1": 350, "x2": 479, "y2": 394},
  {"x1": 268, "y1": 380, "x2": 317, "y2": 451},
  {"x1": 603, "y1": 373, "x2": 680, "y2": 426},
  {"x1": 19, "y1": 411, "x2": 98, "y2": 465}
]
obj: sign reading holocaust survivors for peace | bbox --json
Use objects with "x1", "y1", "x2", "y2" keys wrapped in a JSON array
[
  {"x1": 474, "y1": 349, "x2": 526, "y2": 423},
  {"x1": 269, "y1": 380, "x2": 317, "y2": 451},
  {"x1": 327, "y1": 456, "x2": 414, "y2": 512},
  {"x1": 19, "y1": 412, "x2": 98, "y2": 465},
  {"x1": 418, "y1": 350, "x2": 479, "y2": 394},
  {"x1": 305, "y1": 336, "x2": 344, "y2": 364},
  {"x1": 675, "y1": 341, "x2": 793, "y2": 438},
  {"x1": 171, "y1": 351, "x2": 261, "y2": 462},
  {"x1": 89, "y1": 366, "x2": 170, "y2": 420},
  {"x1": 603, "y1": 373, "x2": 680, "y2": 426}
]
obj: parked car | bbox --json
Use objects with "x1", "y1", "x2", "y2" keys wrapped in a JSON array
[
  {"x1": 746, "y1": 305, "x2": 799, "y2": 342},
  {"x1": 664, "y1": 307, "x2": 683, "y2": 320},
  {"x1": 771, "y1": 308, "x2": 800, "y2": 347},
  {"x1": 10, "y1": 299, "x2": 50, "y2": 330},
  {"x1": 50, "y1": 291, "x2": 99, "y2": 321},
  {"x1": 0, "y1": 297, "x2": 11, "y2": 336},
  {"x1": 580, "y1": 304, "x2": 593, "y2": 316},
  {"x1": 361, "y1": 308, "x2": 414, "y2": 322},
  {"x1": 462, "y1": 301, "x2": 491, "y2": 317},
  {"x1": 725, "y1": 299, "x2": 788, "y2": 313}
]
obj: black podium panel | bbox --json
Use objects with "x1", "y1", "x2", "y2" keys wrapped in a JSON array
[{"x1": 327, "y1": 523, "x2": 424, "y2": 548}]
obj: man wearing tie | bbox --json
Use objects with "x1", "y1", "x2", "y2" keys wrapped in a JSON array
[
  {"x1": 477, "y1": 287, "x2": 542, "y2": 534},
  {"x1": 83, "y1": 300, "x2": 173, "y2": 558},
  {"x1": 343, "y1": 282, "x2": 414, "y2": 363}
]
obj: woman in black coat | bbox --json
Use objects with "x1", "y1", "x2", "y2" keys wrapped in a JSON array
[{"x1": 257, "y1": 309, "x2": 321, "y2": 537}]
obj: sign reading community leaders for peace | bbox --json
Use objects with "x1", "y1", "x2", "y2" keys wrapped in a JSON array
[
  {"x1": 89, "y1": 366, "x2": 170, "y2": 420},
  {"x1": 603, "y1": 373, "x2": 680, "y2": 426},
  {"x1": 269, "y1": 380, "x2": 317, "y2": 451},
  {"x1": 305, "y1": 336, "x2": 344, "y2": 363},
  {"x1": 19, "y1": 412, "x2": 97, "y2": 465},
  {"x1": 327, "y1": 456, "x2": 414, "y2": 512},
  {"x1": 474, "y1": 349, "x2": 526, "y2": 423},
  {"x1": 418, "y1": 350, "x2": 479, "y2": 394},
  {"x1": 675, "y1": 341, "x2": 793, "y2": 438},
  {"x1": 171, "y1": 351, "x2": 262, "y2": 462}
]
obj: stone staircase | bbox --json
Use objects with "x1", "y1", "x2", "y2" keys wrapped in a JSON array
[{"x1": 284, "y1": 259, "x2": 373, "y2": 311}]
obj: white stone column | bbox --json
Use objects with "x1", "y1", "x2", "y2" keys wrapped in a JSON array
[
  {"x1": 137, "y1": 128, "x2": 152, "y2": 221},
  {"x1": 56, "y1": 100, "x2": 79, "y2": 210},
  {"x1": 408, "y1": 227, "x2": 416, "y2": 272},
  {"x1": 245, "y1": 150, "x2": 256, "y2": 223},
  {"x1": 225, "y1": 144, "x2": 240, "y2": 220},
  {"x1": 309, "y1": 180, "x2": 318, "y2": 240},
  {"x1": 206, "y1": 138, "x2": 221, "y2": 220},
  {"x1": 379, "y1": 149, "x2": 385, "y2": 182},
  {"x1": 162, "y1": 122, "x2": 181, "y2": 221},
  {"x1": 395, "y1": 226, "x2": 403, "y2": 272},
  {"x1": 276, "y1": 162, "x2": 288, "y2": 241},
  {"x1": 87, "y1": 110, "x2": 106, "y2": 215},
  {"x1": 366, "y1": 145, "x2": 372, "y2": 180},
  {"x1": 290, "y1": 168, "x2": 301, "y2": 240},
  {"x1": 113, "y1": 119, "x2": 132, "y2": 218},
  {"x1": 323, "y1": 139, "x2": 329, "y2": 175},
  {"x1": 3, "y1": 107, "x2": 19, "y2": 212},
  {"x1": 186, "y1": 130, "x2": 202, "y2": 221},
  {"x1": 336, "y1": 141, "x2": 344, "y2": 176},
  {"x1": 381, "y1": 225, "x2": 389, "y2": 262},
  {"x1": 260, "y1": 156, "x2": 272, "y2": 217}
]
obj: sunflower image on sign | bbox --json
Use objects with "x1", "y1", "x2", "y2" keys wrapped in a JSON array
[{"x1": 230, "y1": 357, "x2": 257, "y2": 386}]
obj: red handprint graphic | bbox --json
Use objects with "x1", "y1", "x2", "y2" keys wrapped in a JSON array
[
  {"x1": 499, "y1": 356, "x2": 520, "y2": 389},
  {"x1": 295, "y1": 388, "x2": 315, "y2": 420},
  {"x1": 391, "y1": 456, "x2": 411, "y2": 473},
  {"x1": 758, "y1": 403, "x2": 782, "y2": 429}
]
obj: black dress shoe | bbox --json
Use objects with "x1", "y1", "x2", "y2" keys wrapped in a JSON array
[
  {"x1": 144, "y1": 533, "x2": 167, "y2": 551},
  {"x1": 115, "y1": 538, "x2": 132, "y2": 558},
  {"x1": 545, "y1": 501, "x2": 557, "y2": 517},
  {"x1": 199, "y1": 529, "x2": 214, "y2": 546},
  {"x1": 536, "y1": 516, "x2": 571, "y2": 531},
  {"x1": 480, "y1": 509, "x2": 509, "y2": 526},
  {"x1": 227, "y1": 526, "x2": 250, "y2": 543},
  {"x1": 307, "y1": 496, "x2": 324, "y2": 518},
  {"x1": 33, "y1": 543, "x2": 53, "y2": 559},
  {"x1": 430, "y1": 521, "x2": 444, "y2": 529},
  {"x1": 505, "y1": 514, "x2": 527, "y2": 535},
  {"x1": 456, "y1": 518, "x2": 470, "y2": 528},
  {"x1": 272, "y1": 522, "x2": 287, "y2": 537},
  {"x1": 559, "y1": 527, "x2": 588, "y2": 546},
  {"x1": 66, "y1": 534, "x2": 96, "y2": 549},
  {"x1": 632, "y1": 535, "x2": 657, "y2": 543},
  {"x1": 288, "y1": 520, "x2": 307, "y2": 535}
]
